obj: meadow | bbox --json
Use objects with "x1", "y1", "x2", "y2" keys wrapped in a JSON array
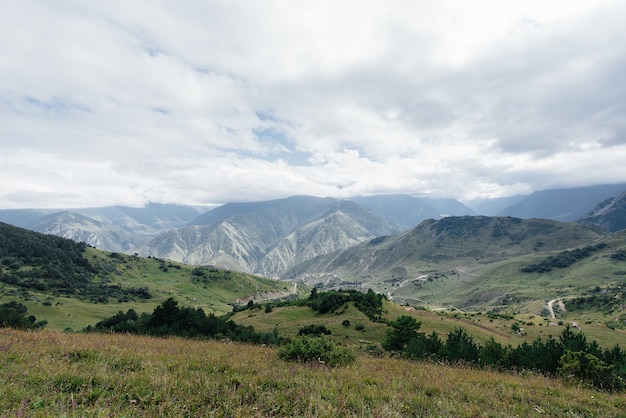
[{"x1": 2, "y1": 328, "x2": 626, "y2": 417}]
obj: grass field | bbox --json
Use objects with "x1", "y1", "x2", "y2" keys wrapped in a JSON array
[{"x1": 2, "y1": 328, "x2": 625, "y2": 417}]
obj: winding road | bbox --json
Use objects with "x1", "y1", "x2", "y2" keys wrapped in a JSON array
[
  {"x1": 547, "y1": 299, "x2": 558, "y2": 319},
  {"x1": 547, "y1": 298, "x2": 568, "y2": 319},
  {"x1": 387, "y1": 275, "x2": 428, "y2": 301}
]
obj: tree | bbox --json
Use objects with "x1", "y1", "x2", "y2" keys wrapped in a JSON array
[
  {"x1": 560, "y1": 325, "x2": 587, "y2": 353},
  {"x1": 383, "y1": 315, "x2": 422, "y2": 351},
  {"x1": 442, "y1": 327, "x2": 479, "y2": 364},
  {"x1": 297, "y1": 324, "x2": 331, "y2": 336},
  {"x1": 148, "y1": 297, "x2": 180, "y2": 331},
  {"x1": 479, "y1": 337, "x2": 506, "y2": 368}
]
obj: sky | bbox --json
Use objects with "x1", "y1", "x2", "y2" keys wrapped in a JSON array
[{"x1": 2, "y1": 1, "x2": 626, "y2": 209}]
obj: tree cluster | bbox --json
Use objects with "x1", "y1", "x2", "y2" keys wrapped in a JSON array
[
  {"x1": 191, "y1": 266, "x2": 232, "y2": 284},
  {"x1": 520, "y1": 243, "x2": 608, "y2": 273},
  {"x1": 384, "y1": 315, "x2": 625, "y2": 391},
  {"x1": 306, "y1": 288, "x2": 385, "y2": 320},
  {"x1": 0, "y1": 301, "x2": 47, "y2": 329},
  {"x1": 85, "y1": 297, "x2": 277, "y2": 344},
  {"x1": 610, "y1": 249, "x2": 626, "y2": 261}
]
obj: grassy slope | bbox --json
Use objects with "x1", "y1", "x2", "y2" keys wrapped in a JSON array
[
  {"x1": 0, "y1": 247, "x2": 305, "y2": 330},
  {"x1": 379, "y1": 231, "x2": 626, "y2": 335},
  {"x1": 2, "y1": 328, "x2": 625, "y2": 417},
  {"x1": 232, "y1": 298, "x2": 626, "y2": 350}
]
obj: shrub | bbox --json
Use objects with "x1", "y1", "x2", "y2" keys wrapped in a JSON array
[
  {"x1": 559, "y1": 350, "x2": 623, "y2": 391},
  {"x1": 278, "y1": 336, "x2": 356, "y2": 367},
  {"x1": 297, "y1": 324, "x2": 331, "y2": 336}
]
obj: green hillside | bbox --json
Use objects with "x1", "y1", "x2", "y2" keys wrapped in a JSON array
[{"x1": 0, "y1": 222, "x2": 303, "y2": 330}]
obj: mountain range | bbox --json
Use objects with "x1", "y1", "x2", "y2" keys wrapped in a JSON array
[
  {"x1": 135, "y1": 196, "x2": 404, "y2": 277},
  {"x1": 0, "y1": 183, "x2": 625, "y2": 280}
]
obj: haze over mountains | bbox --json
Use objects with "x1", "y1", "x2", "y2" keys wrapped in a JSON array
[
  {"x1": 0, "y1": 183, "x2": 625, "y2": 280},
  {"x1": 0, "y1": 203, "x2": 203, "y2": 252},
  {"x1": 490, "y1": 183, "x2": 626, "y2": 222}
]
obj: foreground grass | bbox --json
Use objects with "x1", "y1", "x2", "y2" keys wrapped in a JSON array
[{"x1": 2, "y1": 329, "x2": 625, "y2": 417}]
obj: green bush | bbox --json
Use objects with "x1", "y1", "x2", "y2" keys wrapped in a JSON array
[
  {"x1": 559, "y1": 350, "x2": 623, "y2": 391},
  {"x1": 297, "y1": 324, "x2": 331, "y2": 336},
  {"x1": 278, "y1": 336, "x2": 356, "y2": 367}
]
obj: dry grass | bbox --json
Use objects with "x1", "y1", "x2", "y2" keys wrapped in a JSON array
[{"x1": 1, "y1": 328, "x2": 625, "y2": 417}]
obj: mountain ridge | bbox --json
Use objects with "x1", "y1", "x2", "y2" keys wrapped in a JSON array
[
  {"x1": 137, "y1": 196, "x2": 404, "y2": 277},
  {"x1": 283, "y1": 215, "x2": 610, "y2": 287}
]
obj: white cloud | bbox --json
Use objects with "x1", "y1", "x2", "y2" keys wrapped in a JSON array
[{"x1": 1, "y1": 0, "x2": 625, "y2": 208}]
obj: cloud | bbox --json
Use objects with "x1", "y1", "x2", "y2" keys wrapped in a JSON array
[{"x1": 1, "y1": 0, "x2": 625, "y2": 208}]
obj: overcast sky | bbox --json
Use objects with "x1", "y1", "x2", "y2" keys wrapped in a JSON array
[{"x1": 2, "y1": 1, "x2": 625, "y2": 209}]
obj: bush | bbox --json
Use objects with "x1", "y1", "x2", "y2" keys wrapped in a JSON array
[
  {"x1": 278, "y1": 337, "x2": 356, "y2": 367},
  {"x1": 297, "y1": 324, "x2": 331, "y2": 336},
  {"x1": 559, "y1": 350, "x2": 623, "y2": 391}
]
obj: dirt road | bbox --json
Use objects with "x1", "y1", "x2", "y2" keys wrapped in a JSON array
[{"x1": 547, "y1": 298, "x2": 567, "y2": 319}]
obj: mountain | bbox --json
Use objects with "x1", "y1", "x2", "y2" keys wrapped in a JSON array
[
  {"x1": 77, "y1": 203, "x2": 204, "y2": 236},
  {"x1": 464, "y1": 195, "x2": 528, "y2": 216},
  {"x1": 0, "y1": 203, "x2": 204, "y2": 252},
  {"x1": 0, "y1": 221, "x2": 147, "y2": 304},
  {"x1": 497, "y1": 183, "x2": 626, "y2": 221},
  {"x1": 348, "y1": 195, "x2": 474, "y2": 229},
  {"x1": 578, "y1": 191, "x2": 626, "y2": 232},
  {"x1": 283, "y1": 216, "x2": 609, "y2": 287},
  {"x1": 29, "y1": 211, "x2": 138, "y2": 252},
  {"x1": 187, "y1": 196, "x2": 338, "y2": 227},
  {"x1": 137, "y1": 196, "x2": 404, "y2": 277}
]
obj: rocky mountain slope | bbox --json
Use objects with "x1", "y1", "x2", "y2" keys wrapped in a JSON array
[
  {"x1": 578, "y1": 191, "x2": 626, "y2": 232},
  {"x1": 30, "y1": 211, "x2": 138, "y2": 252},
  {"x1": 2, "y1": 184, "x2": 624, "y2": 260},
  {"x1": 137, "y1": 196, "x2": 404, "y2": 277}
]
